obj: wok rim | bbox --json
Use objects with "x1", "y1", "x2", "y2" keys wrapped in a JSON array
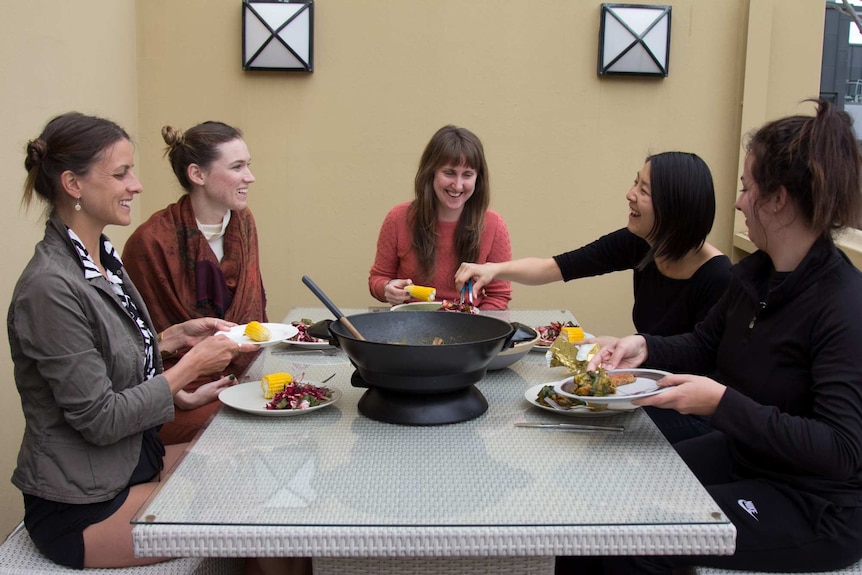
[{"x1": 328, "y1": 311, "x2": 515, "y2": 347}]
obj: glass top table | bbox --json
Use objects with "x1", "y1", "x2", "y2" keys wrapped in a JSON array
[{"x1": 132, "y1": 307, "x2": 735, "y2": 559}]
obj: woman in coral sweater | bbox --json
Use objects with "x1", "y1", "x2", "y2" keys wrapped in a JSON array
[{"x1": 369, "y1": 125, "x2": 512, "y2": 310}]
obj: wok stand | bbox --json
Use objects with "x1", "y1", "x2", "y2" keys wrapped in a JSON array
[{"x1": 351, "y1": 371, "x2": 488, "y2": 425}]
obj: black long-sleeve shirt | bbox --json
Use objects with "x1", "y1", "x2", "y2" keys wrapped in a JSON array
[
  {"x1": 553, "y1": 229, "x2": 732, "y2": 335},
  {"x1": 645, "y1": 239, "x2": 862, "y2": 506}
]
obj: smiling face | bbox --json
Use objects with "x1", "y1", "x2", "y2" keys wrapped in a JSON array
[
  {"x1": 625, "y1": 161, "x2": 656, "y2": 242},
  {"x1": 195, "y1": 138, "x2": 255, "y2": 223},
  {"x1": 432, "y1": 159, "x2": 477, "y2": 221},
  {"x1": 74, "y1": 138, "x2": 141, "y2": 230}
]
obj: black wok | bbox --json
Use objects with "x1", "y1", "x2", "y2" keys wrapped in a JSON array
[{"x1": 327, "y1": 311, "x2": 515, "y2": 394}]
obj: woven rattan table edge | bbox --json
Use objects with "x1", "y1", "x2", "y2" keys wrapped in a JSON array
[{"x1": 133, "y1": 523, "x2": 736, "y2": 558}]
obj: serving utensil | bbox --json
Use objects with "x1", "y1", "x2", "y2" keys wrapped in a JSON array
[
  {"x1": 460, "y1": 279, "x2": 474, "y2": 306},
  {"x1": 302, "y1": 276, "x2": 366, "y2": 341},
  {"x1": 515, "y1": 422, "x2": 624, "y2": 433}
]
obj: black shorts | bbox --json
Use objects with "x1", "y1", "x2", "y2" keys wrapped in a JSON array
[
  {"x1": 22, "y1": 428, "x2": 164, "y2": 569},
  {"x1": 23, "y1": 489, "x2": 130, "y2": 569}
]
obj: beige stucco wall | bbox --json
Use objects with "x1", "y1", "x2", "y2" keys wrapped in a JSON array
[
  {"x1": 0, "y1": 0, "x2": 822, "y2": 541},
  {"x1": 0, "y1": 0, "x2": 139, "y2": 538}
]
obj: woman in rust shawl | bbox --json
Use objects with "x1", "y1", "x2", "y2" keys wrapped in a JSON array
[{"x1": 124, "y1": 121, "x2": 267, "y2": 444}]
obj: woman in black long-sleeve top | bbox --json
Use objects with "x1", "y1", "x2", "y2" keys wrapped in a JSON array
[
  {"x1": 455, "y1": 151, "x2": 731, "y2": 338},
  {"x1": 457, "y1": 151, "x2": 732, "y2": 443}
]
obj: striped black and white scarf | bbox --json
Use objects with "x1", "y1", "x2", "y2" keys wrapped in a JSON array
[{"x1": 67, "y1": 228, "x2": 156, "y2": 379}]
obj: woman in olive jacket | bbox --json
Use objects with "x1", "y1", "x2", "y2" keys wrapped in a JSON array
[{"x1": 9, "y1": 112, "x2": 255, "y2": 569}]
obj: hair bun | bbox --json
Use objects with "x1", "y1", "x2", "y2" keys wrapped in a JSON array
[
  {"x1": 24, "y1": 138, "x2": 47, "y2": 172},
  {"x1": 161, "y1": 125, "x2": 184, "y2": 148}
]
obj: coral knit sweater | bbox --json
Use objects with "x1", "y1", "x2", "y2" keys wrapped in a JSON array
[{"x1": 369, "y1": 202, "x2": 512, "y2": 309}]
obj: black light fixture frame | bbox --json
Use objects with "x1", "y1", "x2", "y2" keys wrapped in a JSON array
[
  {"x1": 242, "y1": 0, "x2": 314, "y2": 72},
  {"x1": 598, "y1": 3, "x2": 671, "y2": 77}
]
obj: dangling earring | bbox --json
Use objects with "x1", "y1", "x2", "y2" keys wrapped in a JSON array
[{"x1": 74, "y1": 197, "x2": 82, "y2": 212}]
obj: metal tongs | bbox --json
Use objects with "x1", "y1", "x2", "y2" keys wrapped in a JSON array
[{"x1": 460, "y1": 279, "x2": 474, "y2": 307}]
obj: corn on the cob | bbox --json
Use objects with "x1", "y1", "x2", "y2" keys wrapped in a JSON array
[
  {"x1": 261, "y1": 372, "x2": 293, "y2": 399},
  {"x1": 405, "y1": 285, "x2": 436, "y2": 302},
  {"x1": 244, "y1": 321, "x2": 271, "y2": 342},
  {"x1": 561, "y1": 326, "x2": 585, "y2": 342}
]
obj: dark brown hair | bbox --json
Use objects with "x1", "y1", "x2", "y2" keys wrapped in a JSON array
[
  {"x1": 408, "y1": 125, "x2": 490, "y2": 282},
  {"x1": 745, "y1": 99, "x2": 862, "y2": 238},
  {"x1": 23, "y1": 112, "x2": 130, "y2": 209},
  {"x1": 162, "y1": 121, "x2": 243, "y2": 192}
]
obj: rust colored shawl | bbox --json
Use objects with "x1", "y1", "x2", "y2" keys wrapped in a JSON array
[
  {"x1": 124, "y1": 194, "x2": 267, "y2": 330},
  {"x1": 123, "y1": 195, "x2": 267, "y2": 398}
]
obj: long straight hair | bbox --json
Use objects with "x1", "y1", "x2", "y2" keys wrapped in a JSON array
[{"x1": 408, "y1": 125, "x2": 490, "y2": 282}]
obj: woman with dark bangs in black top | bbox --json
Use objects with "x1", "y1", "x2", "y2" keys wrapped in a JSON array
[
  {"x1": 456, "y1": 151, "x2": 730, "y2": 338},
  {"x1": 455, "y1": 151, "x2": 732, "y2": 442}
]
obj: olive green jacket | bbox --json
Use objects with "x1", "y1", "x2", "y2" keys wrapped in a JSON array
[{"x1": 8, "y1": 216, "x2": 174, "y2": 504}]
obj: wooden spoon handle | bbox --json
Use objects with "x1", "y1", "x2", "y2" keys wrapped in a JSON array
[
  {"x1": 301, "y1": 275, "x2": 366, "y2": 341},
  {"x1": 339, "y1": 317, "x2": 366, "y2": 341}
]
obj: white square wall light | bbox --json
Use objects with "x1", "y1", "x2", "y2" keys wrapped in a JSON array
[
  {"x1": 598, "y1": 3, "x2": 670, "y2": 77},
  {"x1": 243, "y1": 0, "x2": 313, "y2": 71}
]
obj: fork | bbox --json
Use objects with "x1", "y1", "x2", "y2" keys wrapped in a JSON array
[
  {"x1": 623, "y1": 385, "x2": 663, "y2": 396},
  {"x1": 543, "y1": 397, "x2": 570, "y2": 411},
  {"x1": 546, "y1": 396, "x2": 605, "y2": 412}
]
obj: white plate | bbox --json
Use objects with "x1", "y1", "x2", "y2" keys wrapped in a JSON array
[
  {"x1": 531, "y1": 332, "x2": 594, "y2": 352},
  {"x1": 283, "y1": 321, "x2": 331, "y2": 348},
  {"x1": 553, "y1": 368, "x2": 672, "y2": 405},
  {"x1": 524, "y1": 384, "x2": 636, "y2": 418},
  {"x1": 219, "y1": 323, "x2": 299, "y2": 347},
  {"x1": 283, "y1": 340, "x2": 333, "y2": 350},
  {"x1": 218, "y1": 381, "x2": 342, "y2": 416},
  {"x1": 390, "y1": 302, "x2": 443, "y2": 311}
]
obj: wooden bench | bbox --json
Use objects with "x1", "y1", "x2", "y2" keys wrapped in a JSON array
[{"x1": 0, "y1": 523, "x2": 244, "y2": 575}]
